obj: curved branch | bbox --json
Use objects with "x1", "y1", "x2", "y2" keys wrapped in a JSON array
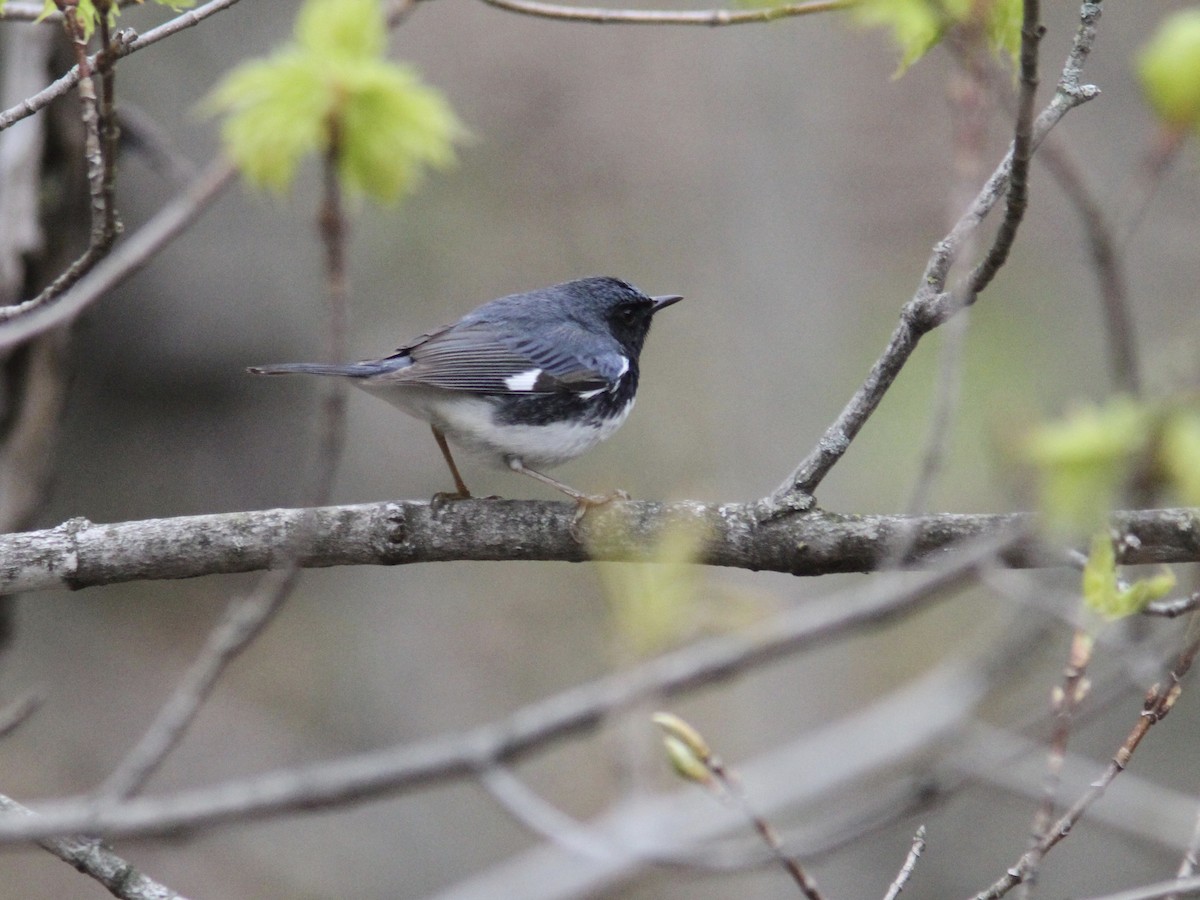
[
  {"x1": 0, "y1": 536, "x2": 1009, "y2": 844},
  {"x1": 0, "y1": 158, "x2": 235, "y2": 347},
  {"x1": 0, "y1": 0, "x2": 242, "y2": 134},
  {"x1": 766, "y1": 1, "x2": 1102, "y2": 509},
  {"x1": 475, "y1": 0, "x2": 847, "y2": 25},
  {"x1": 2, "y1": 501, "x2": 1199, "y2": 594}
]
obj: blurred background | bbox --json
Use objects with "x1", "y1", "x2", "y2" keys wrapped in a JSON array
[{"x1": 2, "y1": 0, "x2": 1199, "y2": 897}]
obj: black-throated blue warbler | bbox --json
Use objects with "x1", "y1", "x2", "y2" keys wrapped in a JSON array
[{"x1": 250, "y1": 276, "x2": 682, "y2": 504}]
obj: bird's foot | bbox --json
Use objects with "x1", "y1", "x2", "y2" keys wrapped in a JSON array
[
  {"x1": 570, "y1": 489, "x2": 632, "y2": 535},
  {"x1": 430, "y1": 489, "x2": 471, "y2": 509}
]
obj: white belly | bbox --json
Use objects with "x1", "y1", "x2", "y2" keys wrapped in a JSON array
[{"x1": 359, "y1": 383, "x2": 634, "y2": 469}]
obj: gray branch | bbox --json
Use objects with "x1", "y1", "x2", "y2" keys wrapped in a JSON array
[
  {"x1": 0, "y1": 794, "x2": 189, "y2": 900},
  {"x1": 2, "y1": 501, "x2": 1198, "y2": 594}
]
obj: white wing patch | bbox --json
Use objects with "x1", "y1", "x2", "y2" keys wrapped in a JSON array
[{"x1": 504, "y1": 368, "x2": 545, "y2": 392}]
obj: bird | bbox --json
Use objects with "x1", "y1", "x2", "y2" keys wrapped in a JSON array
[{"x1": 249, "y1": 276, "x2": 682, "y2": 505}]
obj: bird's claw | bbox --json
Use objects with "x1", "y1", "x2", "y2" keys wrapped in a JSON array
[{"x1": 569, "y1": 489, "x2": 631, "y2": 536}]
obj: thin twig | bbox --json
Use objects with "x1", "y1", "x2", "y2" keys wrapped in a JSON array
[
  {"x1": 1144, "y1": 593, "x2": 1200, "y2": 618},
  {"x1": 0, "y1": 533, "x2": 1015, "y2": 843},
  {"x1": 477, "y1": 765, "x2": 615, "y2": 860},
  {"x1": 972, "y1": 631, "x2": 1200, "y2": 899},
  {"x1": 385, "y1": 0, "x2": 428, "y2": 27},
  {"x1": 476, "y1": 0, "x2": 847, "y2": 25},
  {"x1": 765, "y1": 0, "x2": 1100, "y2": 511},
  {"x1": 961, "y1": 0, "x2": 1042, "y2": 300},
  {"x1": 0, "y1": 692, "x2": 42, "y2": 740},
  {"x1": 1034, "y1": 136, "x2": 1138, "y2": 395},
  {"x1": 1017, "y1": 625, "x2": 1093, "y2": 897},
  {"x1": 0, "y1": 793, "x2": 190, "y2": 900},
  {"x1": 34, "y1": 0, "x2": 122, "y2": 305},
  {"x1": 0, "y1": 157, "x2": 235, "y2": 344},
  {"x1": 1117, "y1": 126, "x2": 1189, "y2": 250},
  {"x1": 882, "y1": 825, "x2": 926, "y2": 900},
  {"x1": 95, "y1": 85, "x2": 356, "y2": 808},
  {"x1": 94, "y1": 568, "x2": 301, "y2": 800},
  {"x1": 310, "y1": 114, "x2": 350, "y2": 505},
  {"x1": 0, "y1": 0, "x2": 243, "y2": 134},
  {"x1": 707, "y1": 760, "x2": 825, "y2": 898},
  {"x1": 1165, "y1": 806, "x2": 1200, "y2": 900},
  {"x1": 903, "y1": 43, "x2": 995, "y2": 519}
]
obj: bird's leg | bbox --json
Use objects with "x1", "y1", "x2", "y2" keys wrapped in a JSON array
[
  {"x1": 507, "y1": 458, "x2": 629, "y2": 518},
  {"x1": 431, "y1": 425, "x2": 471, "y2": 499}
]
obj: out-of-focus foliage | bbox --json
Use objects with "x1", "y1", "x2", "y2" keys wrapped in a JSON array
[
  {"x1": 595, "y1": 516, "x2": 710, "y2": 658},
  {"x1": 1024, "y1": 397, "x2": 1149, "y2": 535},
  {"x1": 850, "y1": 0, "x2": 1021, "y2": 75},
  {"x1": 1026, "y1": 396, "x2": 1200, "y2": 536},
  {"x1": 25, "y1": 0, "x2": 194, "y2": 39},
  {"x1": 1160, "y1": 407, "x2": 1200, "y2": 506},
  {"x1": 1081, "y1": 531, "x2": 1176, "y2": 622},
  {"x1": 205, "y1": 0, "x2": 464, "y2": 201},
  {"x1": 1137, "y1": 8, "x2": 1200, "y2": 133}
]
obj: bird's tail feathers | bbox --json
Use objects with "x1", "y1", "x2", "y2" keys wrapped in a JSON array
[{"x1": 247, "y1": 362, "x2": 385, "y2": 377}]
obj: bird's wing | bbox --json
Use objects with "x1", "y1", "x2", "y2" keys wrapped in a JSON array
[{"x1": 372, "y1": 321, "x2": 626, "y2": 395}]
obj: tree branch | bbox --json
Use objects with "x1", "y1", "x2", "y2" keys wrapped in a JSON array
[
  {"x1": 0, "y1": 0, "x2": 243, "y2": 134},
  {"x1": 2, "y1": 501, "x2": 1199, "y2": 594},
  {"x1": 474, "y1": 0, "x2": 847, "y2": 26},
  {"x1": 0, "y1": 157, "x2": 235, "y2": 348},
  {"x1": 765, "y1": 1, "x2": 1102, "y2": 509},
  {"x1": 0, "y1": 794, "x2": 189, "y2": 900},
  {"x1": 0, "y1": 537, "x2": 1011, "y2": 844}
]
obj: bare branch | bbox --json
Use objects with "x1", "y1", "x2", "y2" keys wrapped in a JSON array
[
  {"x1": 1019, "y1": 625, "x2": 1093, "y2": 896},
  {"x1": 961, "y1": 0, "x2": 1042, "y2": 300},
  {"x1": 0, "y1": 0, "x2": 243, "y2": 134},
  {"x1": 95, "y1": 568, "x2": 301, "y2": 800},
  {"x1": 0, "y1": 157, "x2": 235, "y2": 346},
  {"x1": 475, "y1": 0, "x2": 847, "y2": 25},
  {"x1": 0, "y1": 794, "x2": 189, "y2": 900},
  {"x1": 765, "y1": 1, "x2": 1102, "y2": 509},
  {"x1": 0, "y1": 536, "x2": 1012, "y2": 843},
  {"x1": 881, "y1": 825, "x2": 926, "y2": 900},
  {"x1": 3, "y1": 502, "x2": 1200, "y2": 594},
  {"x1": 973, "y1": 631, "x2": 1200, "y2": 899}
]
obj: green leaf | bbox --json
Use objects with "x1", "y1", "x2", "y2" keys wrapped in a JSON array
[
  {"x1": 1118, "y1": 568, "x2": 1176, "y2": 616},
  {"x1": 595, "y1": 517, "x2": 709, "y2": 658},
  {"x1": 1081, "y1": 531, "x2": 1119, "y2": 620},
  {"x1": 1137, "y1": 9, "x2": 1200, "y2": 132},
  {"x1": 205, "y1": 51, "x2": 329, "y2": 192},
  {"x1": 296, "y1": 0, "x2": 384, "y2": 61},
  {"x1": 1081, "y1": 532, "x2": 1176, "y2": 622},
  {"x1": 39, "y1": 0, "x2": 195, "y2": 38},
  {"x1": 204, "y1": 0, "x2": 464, "y2": 200},
  {"x1": 1160, "y1": 408, "x2": 1200, "y2": 506},
  {"x1": 850, "y1": 0, "x2": 1021, "y2": 76},
  {"x1": 1024, "y1": 397, "x2": 1150, "y2": 535},
  {"x1": 985, "y1": 0, "x2": 1022, "y2": 70},
  {"x1": 337, "y1": 60, "x2": 465, "y2": 201}
]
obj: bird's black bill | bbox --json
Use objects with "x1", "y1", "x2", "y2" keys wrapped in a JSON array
[{"x1": 651, "y1": 294, "x2": 683, "y2": 313}]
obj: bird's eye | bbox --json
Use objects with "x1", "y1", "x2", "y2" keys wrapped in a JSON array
[{"x1": 617, "y1": 304, "x2": 639, "y2": 325}]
